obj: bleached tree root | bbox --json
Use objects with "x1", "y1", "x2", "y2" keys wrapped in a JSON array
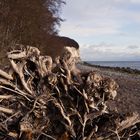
[{"x1": 0, "y1": 46, "x2": 139, "y2": 140}]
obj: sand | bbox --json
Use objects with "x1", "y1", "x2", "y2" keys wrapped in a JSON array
[{"x1": 77, "y1": 63, "x2": 140, "y2": 115}]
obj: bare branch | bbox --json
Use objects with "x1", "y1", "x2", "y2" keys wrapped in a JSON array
[
  {"x1": 0, "y1": 95, "x2": 13, "y2": 99},
  {"x1": 0, "y1": 69, "x2": 13, "y2": 80},
  {"x1": 0, "y1": 106, "x2": 14, "y2": 114}
]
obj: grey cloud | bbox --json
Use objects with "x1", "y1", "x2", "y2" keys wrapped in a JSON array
[
  {"x1": 80, "y1": 43, "x2": 140, "y2": 61},
  {"x1": 127, "y1": 45, "x2": 139, "y2": 49}
]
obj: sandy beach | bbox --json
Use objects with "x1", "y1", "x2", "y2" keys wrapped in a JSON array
[{"x1": 77, "y1": 63, "x2": 140, "y2": 115}]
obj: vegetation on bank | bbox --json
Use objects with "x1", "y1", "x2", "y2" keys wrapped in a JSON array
[{"x1": 0, "y1": 0, "x2": 65, "y2": 63}]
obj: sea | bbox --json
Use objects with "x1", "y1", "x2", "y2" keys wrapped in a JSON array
[{"x1": 86, "y1": 61, "x2": 140, "y2": 70}]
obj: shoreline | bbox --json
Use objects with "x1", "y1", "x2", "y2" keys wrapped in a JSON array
[{"x1": 82, "y1": 61, "x2": 140, "y2": 75}]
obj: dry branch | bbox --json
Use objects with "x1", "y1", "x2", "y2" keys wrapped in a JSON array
[
  {"x1": 0, "y1": 106, "x2": 14, "y2": 114},
  {"x1": 0, "y1": 95, "x2": 13, "y2": 99},
  {"x1": 117, "y1": 113, "x2": 140, "y2": 132},
  {"x1": 0, "y1": 69, "x2": 13, "y2": 80}
]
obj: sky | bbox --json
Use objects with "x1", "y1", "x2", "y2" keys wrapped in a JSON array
[{"x1": 59, "y1": 0, "x2": 140, "y2": 61}]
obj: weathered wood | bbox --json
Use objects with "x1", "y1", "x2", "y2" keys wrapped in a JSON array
[
  {"x1": 0, "y1": 106, "x2": 13, "y2": 114},
  {"x1": 0, "y1": 69, "x2": 13, "y2": 80},
  {"x1": 0, "y1": 95, "x2": 13, "y2": 99},
  {"x1": 0, "y1": 46, "x2": 139, "y2": 140}
]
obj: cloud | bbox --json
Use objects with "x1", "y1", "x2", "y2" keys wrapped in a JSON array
[
  {"x1": 60, "y1": 0, "x2": 140, "y2": 39},
  {"x1": 60, "y1": 22, "x2": 121, "y2": 37},
  {"x1": 114, "y1": 0, "x2": 140, "y2": 4},
  {"x1": 127, "y1": 45, "x2": 139, "y2": 49},
  {"x1": 130, "y1": 0, "x2": 140, "y2": 4},
  {"x1": 59, "y1": 0, "x2": 140, "y2": 60},
  {"x1": 80, "y1": 43, "x2": 140, "y2": 61}
]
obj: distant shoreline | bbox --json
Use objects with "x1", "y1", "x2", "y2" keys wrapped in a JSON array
[{"x1": 82, "y1": 61, "x2": 140, "y2": 75}]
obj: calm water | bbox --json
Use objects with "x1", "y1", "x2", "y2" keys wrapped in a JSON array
[{"x1": 87, "y1": 61, "x2": 140, "y2": 70}]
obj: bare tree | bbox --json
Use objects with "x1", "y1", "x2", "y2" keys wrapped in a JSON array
[{"x1": 0, "y1": 0, "x2": 65, "y2": 63}]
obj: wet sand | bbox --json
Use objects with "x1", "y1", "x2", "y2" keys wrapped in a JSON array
[{"x1": 77, "y1": 63, "x2": 140, "y2": 115}]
